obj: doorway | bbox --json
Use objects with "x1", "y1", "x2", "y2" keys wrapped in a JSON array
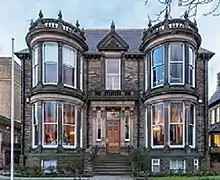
[{"x1": 106, "y1": 109, "x2": 120, "y2": 153}]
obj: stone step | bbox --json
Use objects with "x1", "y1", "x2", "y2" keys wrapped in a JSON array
[
  {"x1": 94, "y1": 171, "x2": 131, "y2": 176},
  {"x1": 95, "y1": 165, "x2": 130, "y2": 169}
]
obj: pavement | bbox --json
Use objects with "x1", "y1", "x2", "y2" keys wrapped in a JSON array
[{"x1": 90, "y1": 176, "x2": 133, "y2": 180}]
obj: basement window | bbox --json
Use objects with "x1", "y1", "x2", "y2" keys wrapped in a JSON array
[{"x1": 42, "y1": 159, "x2": 57, "y2": 174}]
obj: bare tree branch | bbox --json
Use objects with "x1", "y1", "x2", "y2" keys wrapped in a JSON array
[{"x1": 145, "y1": 0, "x2": 220, "y2": 22}]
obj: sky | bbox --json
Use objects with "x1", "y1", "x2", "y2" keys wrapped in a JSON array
[{"x1": 0, "y1": 0, "x2": 219, "y2": 98}]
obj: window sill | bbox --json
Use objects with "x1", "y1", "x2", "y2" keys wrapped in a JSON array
[
  {"x1": 169, "y1": 145, "x2": 185, "y2": 148},
  {"x1": 42, "y1": 145, "x2": 58, "y2": 148},
  {"x1": 125, "y1": 139, "x2": 130, "y2": 142},
  {"x1": 43, "y1": 82, "x2": 58, "y2": 86},
  {"x1": 62, "y1": 145, "x2": 76, "y2": 149},
  {"x1": 64, "y1": 84, "x2": 76, "y2": 89},
  {"x1": 151, "y1": 145, "x2": 164, "y2": 149},
  {"x1": 96, "y1": 139, "x2": 101, "y2": 142},
  {"x1": 151, "y1": 84, "x2": 164, "y2": 89}
]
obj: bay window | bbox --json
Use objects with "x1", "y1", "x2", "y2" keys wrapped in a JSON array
[
  {"x1": 106, "y1": 59, "x2": 121, "y2": 90},
  {"x1": 169, "y1": 43, "x2": 184, "y2": 84},
  {"x1": 43, "y1": 101, "x2": 58, "y2": 147},
  {"x1": 32, "y1": 46, "x2": 39, "y2": 87},
  {"x1": 32, "y1": 102, "x2": 40, "y2": 147},
  {"x1": 32, "y1": 101, "x2": 82, "y2": 149},
  {"x1": 169, "y1": 102, "x2": 184, "y2": 147},
  {"x1": 151, "y1": 46, "x2": 164, "y2": 87},
  {"x1": 62, "y1": 45, "x2": 76, "y2": 87},
  {"x1": 188, "y1": 104, "x2": 195, "y2": 147},
  {"x1": 188, "y1": 46, "x2": 195, "y2": 86},
  {"x1": 62, "y1": 103, "x2": 76, "y2": 147},
  {"x1": 43, "y1": 42, "x2": 58, "y2": 84},
  {"x1": 151, "y1": 103, "x2": 164, "y2": 147}
]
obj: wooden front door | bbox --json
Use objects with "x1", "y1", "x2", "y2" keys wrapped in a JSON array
[{"x1": 106, "y1": 120, "x2": 120, "y2": 153}]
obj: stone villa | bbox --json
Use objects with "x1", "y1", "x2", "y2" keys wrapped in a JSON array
[{"x1": 15, "y1": 10, "x2": 214, "y2": 174}]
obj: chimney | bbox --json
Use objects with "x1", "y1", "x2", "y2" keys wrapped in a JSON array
[{"x1": 217, "y1": 72, "x2": 220, "y2": 90}]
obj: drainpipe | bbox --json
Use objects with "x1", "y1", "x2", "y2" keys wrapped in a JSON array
[
  {"x1": 137, "y1": 57, "x2": 141, "y2": 148},
  {"x1": 22, "y1": 57, "x2": 26, "y2": 166}
]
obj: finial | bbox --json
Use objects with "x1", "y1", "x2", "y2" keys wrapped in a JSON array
[
  {"x1": 81, "y1": 28, "x2": 85, "y2": 35},
  {"x1": 58, "y1": 10, "x2": 62, "y2": 20},
  {"x1": 38, "y1": 10, "x2": 43, "y2": 19},
  {"x1": 194, "y1": 19, "x2": 197, "y2": 26},
  {"x1": 184, "y1": 11, "x2": 189, "y2": 19},
  {"x1": 164, "y1": 8, "x2": 169, "y2": 19},
  {"x1": 110, "y1": 20, "x2": 115, "y2": 30},
  {"x1": 30, "y1": 19, "x2": 34, "y2": 26},
  {"x1": 148, "y1": 20, "x2": 152, "y2": 28},
  {"x1": 76, "y1": 20, "x2": 80, "y2": 28}
]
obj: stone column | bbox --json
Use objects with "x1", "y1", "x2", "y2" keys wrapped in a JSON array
[
  {"x1": 164, "y1": 102, "x2": 169, "y2": 147},
  {"x1": 146, "y1": 105, "x2": 151, "y2": 148},
  {"x1": 57, "y1": 103, "x2": 63, "y2": 150},
  {"x1": 76, "y1": 106, "x2": 81, "y2": 148},
  {"x1": 130, "y1": 107, "x2": 135, "y2": 146},
  {"x1": 37, "y1": 102, "x2": 43, "y2": 151},
  {"x1": 101, "y1": 107, "x2": 106, "y2": 147},
  {"x1": 120, "y1": 107, "x2": 125, "y2": 147},
  {"x1": 92, "y1": 107, "x2": 97, "y2": 146}
]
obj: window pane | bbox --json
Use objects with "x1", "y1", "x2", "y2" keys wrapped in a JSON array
[
  {"x1": 170, "y1": 44, "x2": 184, "y2": 62},
  {"x1": 170, "y1": 63, "x2": 183, "y2": 83},
  {"x1": 189, "y1": 105, "x2": 194, "y2": 125},
  {"x1": 125, "y1": 111, "x2": 130, "y2": 140},
  {"x1": 214, "y1": 135, "x2": 220, "y2": 147},
  {"x1": 152, "y1": 104, "x2": 164, "y2": 146},
  {"x1": 44, "y1": 124, "x2": 57, "y2": 145},
  {"x1": 43, "y1": 43, "x2": 58, "y2": 62},
  {"x1": 33, "y1": 65, "x2": 38, "y2": 87},
  {"x1": 170, "y1": 103, "x2": 183, "y2": 123},
  {"x1": 97, "y1": 110, "x2": 102, "y2": 140},
  {"x1": 189, "y1": 65, "x2": 193, "y2": 85},
  {"x1": 63, "y1": 46, "x2": 76, "y2": 66},
  {"x1": 44, "y1": 102, "x2": 57, "y2": 123},
  {"x1": 44, "y1": 62, "x2": 58, "y2": 83},
  {"x1": 63, "y1": 65, "x2": 75, "y2": 86},
  {"x1": 33, "y1": 103, "x2": 39, "y2": 146},
  {"x1": 188, "y1": 125, "x2": 193, "y2": 145},
  {"x1": 153, "y1": 65, "x2": 164, "y2": 86},
  {"x1": 106, "y1": 75, "x2": 120, "y2": 90},
  {"x1": 63, "y1": 104, "x2": 75, "y2": 125},
  {"x1": 152, "y1": 46, "x2": 164, "y2": 66},
  {"x1": 170, "y1": 124, "x2": 183, "y2": 145},
  {"x1": 106, "y1": 59, "x2": 120, "y2": 74},
  {"x1": 152, "y1": 165, "x2": 160, "y2": 173},
  {"x1": 63, "y1": 125, "x2": 75, "y2": 146},
  {"x1": 189, "y1": 47, "x2": 194, "y2": 65}
]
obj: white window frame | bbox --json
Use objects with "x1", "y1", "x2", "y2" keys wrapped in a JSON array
[
  {"x1": 170, "y1": 159, "x2": 186, "y2": 173},
  {"x1": 105, "y1": 59, "x2": 121, "y2": 90},
  {"x1": 41, "y1": 159, "x2": 57, "y2": 174},
  {"x1": 217, "y1": 107, "x2": 220, "y2": 123},
  {"x1": 80, "y1": 109, "x2": 83, "y2": 148},
  {"x1": 145, "y1": 108, "x2": 148, "y2": 148},
  {"x1": 96, "y1": 110, "x2": 102, "y2": 142},
  {"x1": 189, "y1": 46, "x2": 195, "y2": 87},
  {"x1": 211, "y1": 109, "x2": 215, "y2": 124},
  {"x1": 62, "y1": 103, "x2": 77, "y2": 149},
  {"x1": 0, "y1": 132, "x2": 2, "y2": 152},
  {"x1": 151, "y1": 159, "x2": 160, "y2": 173},
  {"x1": 168, "y1": 43, "x2": 185, "y2": 85},
  {"x1": 151, "y1": 103, "x2": 164, "y2": 149},
  {"x1": 32, "y1": 46, "x2": 39, "y2": 87},
  {"x1": 42, "y1": 101, "x2": 58, "y2": 148},
  {"x1": 80, "y1": 56, "x2": 83, "y2": 91},
  {"x1": 194, "y1": 159, "x2": 199, "y2": 170},
  {"x1": 169, "y1": 102, "x2": 185, "y2": 148},
  {"x1": 32, "y1": 102, "x2": 39, "y2": 148},
  {"x1": 125, "y1": 110, "x2": 130, "y2": 142},
  {"x1": 151, "y1": 45, "x2": 165, "y2": 88},
  {"x1": 188, "y1": 104, "x2": 196, "y2": 148},
  {"x1": 42, "y1": 42, "x2": 59, "y2": 85},
  {"x1": 62, "y1": 45, "x2": 77, "y2": 88}
]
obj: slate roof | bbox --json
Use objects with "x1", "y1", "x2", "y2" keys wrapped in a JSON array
[
  {"x1": 209, "y1": 122, "x2": 220, "y2": 133},
  {"x1": 15, "y1": 29, "x2": 214, "y2": 54},
  {"x1": 209, "y1": 88, "x2": 220, "y2": 107}
]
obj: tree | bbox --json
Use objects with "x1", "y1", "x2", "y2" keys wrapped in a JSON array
[{"x1": 145, "y1": 0, "x2": 220, "y2": 22}]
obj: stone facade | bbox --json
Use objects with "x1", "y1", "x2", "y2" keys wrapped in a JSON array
[
  {"x1": 0, "y1": 57, "x2": 21, "y2": 121},
  {"x1": 15, "y1": 11, "x2": 214, "y2": 174}
]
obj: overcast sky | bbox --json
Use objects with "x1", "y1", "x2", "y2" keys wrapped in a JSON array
[{"x1": 0, "y1": 0, "x2": 219, "y2": 98}]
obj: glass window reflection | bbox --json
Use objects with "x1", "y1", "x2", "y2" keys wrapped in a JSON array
[
  {"x1": 43, "y1": 43, "x2": 58, "y2": 84},
  {"x1": 151, "y1": 103, "x2": 164, "y2": 146},
  {"x1": 106, "y1": 59, "x2": 120, "y2": 90},
  {"x1": 152, "y1": 46, "x2": 164, "y2": 87}
]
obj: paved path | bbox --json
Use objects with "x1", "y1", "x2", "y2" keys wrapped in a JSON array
[{"x1": 90, "y1": 176, "x2": 133, "y2": 180}]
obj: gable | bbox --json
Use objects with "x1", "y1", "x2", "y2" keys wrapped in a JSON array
[{"x1": 97, "y1": 28, "x2": 129, "y2": 51}]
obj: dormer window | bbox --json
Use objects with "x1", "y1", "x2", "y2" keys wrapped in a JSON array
[
  {"x1": 43, "y1": 42, "x2": 58, "y2": 84},
  {"x1": 105, "y1": 59, "x2": 121, "y2": 90}
]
